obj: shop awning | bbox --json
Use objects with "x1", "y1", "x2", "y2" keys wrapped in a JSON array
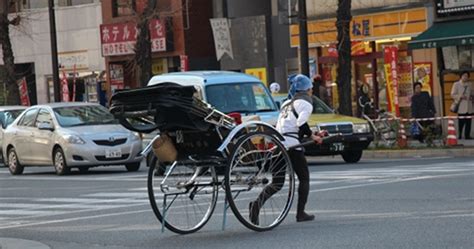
[{"x1": 408, "y1": 19, "x2": 474, "y2": 49}]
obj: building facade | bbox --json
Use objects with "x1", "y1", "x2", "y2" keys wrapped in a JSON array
[
  {"x1": 409, "y1": 0, "x2": 474, "y2": 116},
  {"x1": 0, "y1": 0, "x2": 105, "y2": 104},
  {"x1": 214, "y1": 0, "x2": 298, "y2": 90},
  {"x1": 291, "y1": 0, "x2": 437, "y2": 117},
  {"x1": 100, "y1": 0, "x2": 217, "y2": 95}
]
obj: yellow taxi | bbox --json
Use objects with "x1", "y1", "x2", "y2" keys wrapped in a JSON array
[{"x1": 273, "y1": 94, "x2": 373, "y2": 163}]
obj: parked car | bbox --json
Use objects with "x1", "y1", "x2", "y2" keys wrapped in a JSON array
[
  {"x1": 273, "y1": 94, "x2": 373, "y2": 163},
  {"x1": 2, "y1": 103, "x2": 143, "y2": 175},
  {"x1": 0, "y1": 106, "x2": 27, "y2": 163}
]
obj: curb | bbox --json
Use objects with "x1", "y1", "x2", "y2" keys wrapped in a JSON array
[{"x1": 362, "y1": 146, "x2": 474, "y2": 159}]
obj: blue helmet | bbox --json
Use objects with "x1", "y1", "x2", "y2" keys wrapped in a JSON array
[
  {"x1": 292, "y1": 74, "x2": 312, "y2": 91},
  {"x1": 287, "y1": 74, "x2": 312, "y2": 99}
]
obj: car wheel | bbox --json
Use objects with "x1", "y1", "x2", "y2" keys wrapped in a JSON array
[
  {"x1": 150, "y1": 155, "x2": 166, "y2": 176},
  {"x1": 125, "y1": 162, "x2": 141, "y2": 172},
  {"x1": 78, "y1": 167, "x2": 89, "y2": 173},
  {"x1": 8, "y1": 148, "x2": 24, "y2": 175},
  {"x1": 54, "y1": 148, "x2": 70, "y2": 175},
  {"x1": 341, "y1": 150, "x2": 363, "y2": 163}
]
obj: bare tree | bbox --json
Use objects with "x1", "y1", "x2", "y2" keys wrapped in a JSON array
[
  {"x1": 336, "y1": 0, "x2": 352, "y2": 116},
  {"x1": 134, "y1": 0, "x2": 158, "y2": 87},
  {"x1": 0, "y1": 0, "x2": 21, "y2": 105}
]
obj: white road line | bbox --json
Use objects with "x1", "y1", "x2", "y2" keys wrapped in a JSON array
[{"x1": 2, "y1": 171, "x2": 472, "y2": 230}]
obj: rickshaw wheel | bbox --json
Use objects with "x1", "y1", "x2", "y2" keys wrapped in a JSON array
[
  {"x1": 148, "y1": 161, "x2": 218, "y2": 234},
  {"x1": 225, "y1": 132, "x2": 295, "y2": 231}
]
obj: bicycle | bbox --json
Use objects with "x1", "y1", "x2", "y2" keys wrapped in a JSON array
[{"x1": 360, "y1": 102, "x2": 398, "y2": 147}]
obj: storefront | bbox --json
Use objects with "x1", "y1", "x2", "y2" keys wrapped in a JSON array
[
  {"x1": 100, "y1": 18, "x2": 178, "y2": 94},
  {"x1": 290, "y1": 7, "x2": 433, "y2": 117},
  {"x1": 408, "y1": 1, "x2": 474, "y2": 116}
]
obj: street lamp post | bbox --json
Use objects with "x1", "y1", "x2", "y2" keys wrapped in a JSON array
[
  {"x1": 48, "y1": 0, "x2": 60, "y2": 102},
  {"x1": 298, "y1": 0, "x2": 309, "y2": 76}
]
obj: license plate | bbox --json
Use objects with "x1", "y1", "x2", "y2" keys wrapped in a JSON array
[
  {"x1": 330, "y1": 143, "x2": 345, "y2": 152},
  {"x1": 105, "y1": 149, "x2": 122, "y2": 158}
]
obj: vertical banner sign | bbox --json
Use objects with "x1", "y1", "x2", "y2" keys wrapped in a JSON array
[
  {"x1": 72, "y1": 64, "x2": 77, "y2": 101},
  {"x1": 245, "y1": 68, "x2": 268, "y2": 86},
  {"x1": 180, "y1": 55, "x2": 189, "y2": 72},
  {"x1": 210, "y1": 18, "x2": 234, "y2": 60},
  {"x1": 109, "y1": 64, "x2": 124, "y2": 92},
  {"x1": 61, "y1": 71, "x2": 70, "y2": 102},
  {"x1": 384, "y1": 46, "x2": 400, "y2": 117},
  {"x1": 398, "y1": 57, "x2": 413, "y2": 108},
  {"x1": 18, "y1": 77, "x2": 30, "y2": 106}
]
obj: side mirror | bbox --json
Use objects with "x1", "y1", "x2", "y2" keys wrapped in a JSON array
[{"x1": 38, "y1": 122, "x2": 54, "y2": 131}]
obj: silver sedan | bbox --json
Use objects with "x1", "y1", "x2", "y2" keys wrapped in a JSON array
[{"x1": 2, "y1": 102, "x2": 143, "y2": 175}]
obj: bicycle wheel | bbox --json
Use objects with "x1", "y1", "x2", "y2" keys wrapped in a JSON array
[
  {"x1": 148, "y1": 161, "x2": 218, "y2": 234},
  {"x1": 225, "y1": 132, "x2": 295, "y2": 232}
]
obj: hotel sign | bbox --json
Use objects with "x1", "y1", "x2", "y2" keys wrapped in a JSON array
[{"x1": 100, "y1": 19, "x2": 168, "y2": 57}]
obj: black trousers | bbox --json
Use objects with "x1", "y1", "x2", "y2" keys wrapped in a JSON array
[
  {"x1": 253, "y1": 149, "x2": 310, "y2": 215},
  {"x1": 458, "y1": 113, "x2": 472, "y2": 139}
]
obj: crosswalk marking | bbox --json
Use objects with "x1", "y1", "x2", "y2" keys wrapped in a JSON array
[{"x1": 1, "y1": 160, "x2": 473, "y2": 229}]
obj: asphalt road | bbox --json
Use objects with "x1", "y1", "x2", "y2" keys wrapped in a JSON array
[{"x1": 0, "y1": 157, "x2": 473, "y2": 249}]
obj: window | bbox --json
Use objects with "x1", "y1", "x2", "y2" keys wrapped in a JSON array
[
  {"x1": 206, "y1": 83, "x2": 277, "y2": 114},
  {"x1": 53, "y1": 105, "x2": 118, "y2": 127},
  {"x1": 22, "y1": 0, "x2": 94, "y2": 9},
  {"x1": 18, "y1": 109, "x2": 38, "y2": 127},
  {"x1": 0, "y1": 110, "x2": 24, "y2": 128},
  {"x1": 112, "y1": 0, "x2": 136, "y2": 17},
  {"x1": 58, "y1": 0, "x2": 94, "y2": 6},
  {"x1": 35, "y1": 109, "x2": 53, "y2": 128},
  {"x1": 311, "y1": 96, "x2": 334, "y2": 114}
]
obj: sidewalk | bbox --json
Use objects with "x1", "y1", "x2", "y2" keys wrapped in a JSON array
[{"x1": 363, "y1": 138, "x2": 474, "y2": 159}]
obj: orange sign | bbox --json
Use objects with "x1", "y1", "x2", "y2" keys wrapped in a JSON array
[{"x1": 290, "y1": 8, "x2": 427, "y2": 47}]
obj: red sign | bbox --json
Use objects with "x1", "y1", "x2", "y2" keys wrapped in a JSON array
[
  {"x1": 18, "y1": 77, "x2": 30, "y2": 106},
  {"x1": 100, "y1": 19, "x2": 167, "y2": 56},
  {"x1": 328, "y1": 44, "x2": 338, "y2": 57},
  {"x1": 61, "y1": 71, "x2": 69, "y2": 102},
  {"x1": 384, "y1": 46, "x2": 400, "y2": 117},
  {"x1": 72, "y1": 64, "x2": 77, "y2": 101},
  {"x1": 180, "y1": 55, "x2": 189, "y2": 72}
]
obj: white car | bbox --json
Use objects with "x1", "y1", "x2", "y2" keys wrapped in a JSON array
[
  {"x1": 0, "y1": 106, "x2": 27, "y2": 163},
  {"x1": 3, "y1": 102, "x2": 143, "y2": 175}
]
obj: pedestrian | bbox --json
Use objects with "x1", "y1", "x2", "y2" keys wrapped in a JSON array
[
  {"x1": 312, "y1": 74, "x2": 330, "y2": 106},
  {"x1": 249, "y1": 74, "x2": 323, "y2": 224},
  {"x1": 411, "y1": 82, "x2": 436, "y2": 142},
  {"x1": 450, "y1": 71, "x2": 474, "y2": 139},
  {"x1": 358, "y1": 83, "x2": 372, "y2": 117}
]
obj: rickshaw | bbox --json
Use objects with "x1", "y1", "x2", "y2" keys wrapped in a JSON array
[{"x1": 109, "y1": 83, "x2": 301, "y2": 234}]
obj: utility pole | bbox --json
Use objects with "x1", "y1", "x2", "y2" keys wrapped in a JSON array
[
  {"x1": 48, "y1": 0, "x2": 60, "y2": 102},
  {"x1": 298, "y1": 0, "x2": 309, "y2": 76}
]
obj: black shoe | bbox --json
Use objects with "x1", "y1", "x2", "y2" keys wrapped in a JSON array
[
  {"x1": 249, "y1": 201, "x2": 259, "y2": 225},
  {"x1": 296, "y1": 212, "x2": 315, "y2": 222},
  {"x1": 466, "y1": 137, "x2": 473, "y2": 140}
]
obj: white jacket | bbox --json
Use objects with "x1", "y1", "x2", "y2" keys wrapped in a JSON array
[
  {"x1": 276, "y1": 98, "x2": 313, "y2": 149},
  {"x1": 451, "y1": 80, "x2": 474, "y2": 114}
]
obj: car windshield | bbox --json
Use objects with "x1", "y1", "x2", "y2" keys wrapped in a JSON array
[
  {"x1": 312, "y1": 96, "x2": 334, "y2": 114},
  {"x1": 53, "y1": 105, "x2": 119, "y2": 127},
  {"x1": 0, "y1": 110, "x2": 24, "y2": 128},
  {"x1": 206, "y1": 82, "x2": 277, "y2": 114}
]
